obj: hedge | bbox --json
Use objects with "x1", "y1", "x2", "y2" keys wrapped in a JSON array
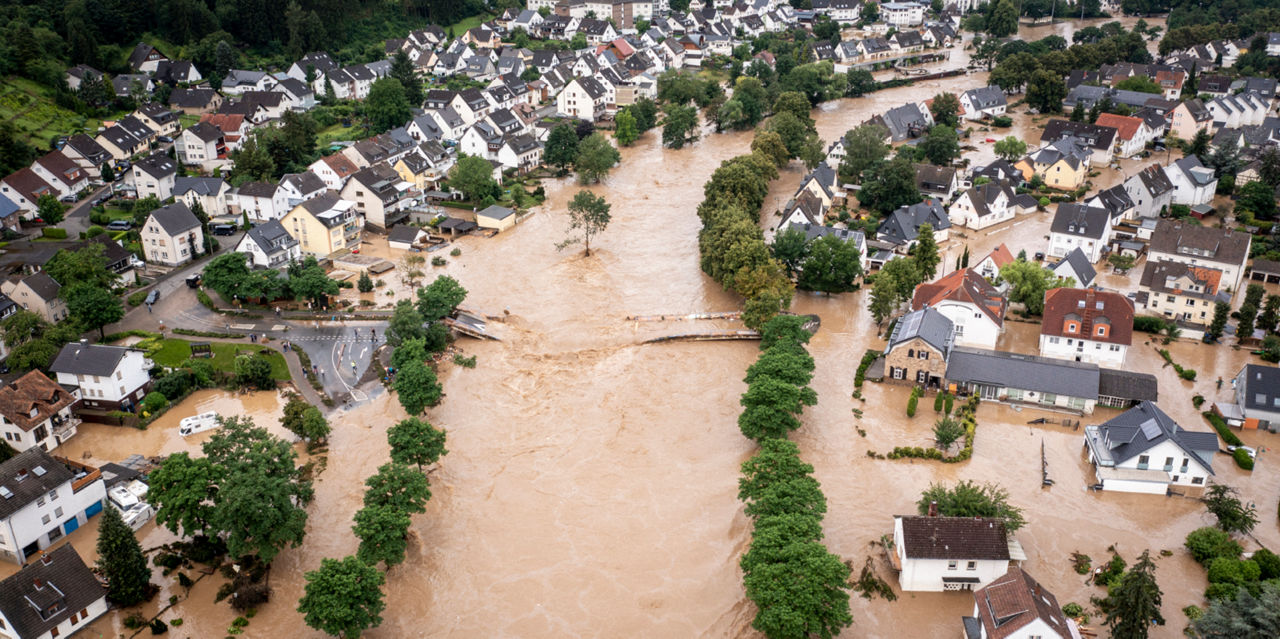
[
  {"x1": 886, "y1": 396, "x2": 979, "y2": 464},
  {"x1": 854, "y1": 349, "x2": 880, "y2": 388},
  {"x1": 1234, "y1": 447, "x2": 1254, "y2": 470},
  {"x1": 41, "y1": 227, "x2": 67, "y2": 239},
  {"x1": 127, "y1": 291, "x2": 147, "y2": 307},
  {"x1": 1134, "y1": 316, "x2": 1167, "y2": 333},
  {"x1": 1202, "y1": 411, "x2": 1243, "y2": 447}
]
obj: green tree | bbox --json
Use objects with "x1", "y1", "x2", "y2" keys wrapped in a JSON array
[
  {"x1": 797, "y1": 234, "x2": 862, "y2": 293},
  {"x1": 1203, "y1": 484, "x2": 1258, "y2": 535},
  {"x1": 233, "y1": 353, "x2": 275, "y2": 390},
  {"x1": 545, "y1": 123, "x2": 580, "y2": 171},
  {"x1": 1000, "y1": 259, "x2": 1069, "y2": 315},
  {"x1": 1258, "y1": 294, "x2": 1280, "y2": 334},
  {"x1": 228, "y1": 136, "x2": 275, "y2": 186},
  {"x1": 387, "y1": 417, "x2": 448, "y2": 470},
  {"x1": 771, "y1": 227, "x2": 810, "y2": 276},
  {"x1": 1207, "y1": 301, "x2": 1230, "y2": 342},
  {"x1": 353, "y1": 504, "x2": 411, "y2": 567},
  {"x1": 574, "y1": 132, "x2": 620, "y2": 184},
  {"x1": 913, "y1": 223, "x2": 941, "y2": 281},
  {"x1": 630, "y1": 97, "x2": 659, "y2": 133},
  {"x1": 1105, "y1": 550, "x2": 1164, "y2": 639},
  {"x1": 1194, "y1": 581, "x2": 1280, "y2": 638},
  {"x1": 1115, "y1": 75, "x2": 1162, "y2": 94},
  {"x1": 993, "y1": 136, "x2": 1027, "y2": 162},
  {"x1": 773, "y1": 91, "x2": 815, "y2": 129},
  {"x1": 1026, "y1": 69, "x2": 1067, "y2": 114},
  {"x1": 96, "y1": 504, "x2": 153, "y2": 606},
  {"x1": 929, "y1": 92, "x2": 961, "y2": 128},
  {"x1": 387, "y1": 300, "x2": 426, "y2": 346},
  {"x1": 752, "y1": 131, "x2": 791, "y2": 170},
  {"x1": 766, "y1": 111, "x2": 823, "y2": 168},
  {"x1": 1238, "y1": 303, "x2": 1259, "y2": 342},
  {"x1": 917, "y1": 480, "x2": 1026, "y2": 531},
  {"x1": 662, "y1": 103, "x2": 699, "y2": 149},
  {"x1": 846, "y1": 68, "x2": 878, "y2": 97},
  {"x1": 745, "y1": 345, "x2": 816, "y2": 389},
  {"x1": 364, "y1": 463, "x2": 432, "y2": 515},
  {"x1": 62, "y1": 283, "x2": 123, "y2": 339},
  {"x1": 366, "y1": 78, "x2": 412, "y2": 133},
  {"x1": 45, "y1": 244, "x2": 117, "y2": 290},
  {"x1": 447, "y1": 154, "x2": 498, "y2": 201},
  {"x1": 280, "y1": 394, "x2": 330, "y2": 446},
  {"x1": 394, "y1": 359, "x2": 442, "y2": 414},
  {"x1": 389, "y1": 50, "x2": 423, "y2": 106},
  {"x1": 738, "y1": 438, "x2": 813, "y2": 504},
  {"x1": 987, "y1": 0, "x2": 1018, "y2": 37},
  {"x1": 869, "y1": 258, "x2": 920, "y2": 325},
  {"x1": 288, "y1": 257, "x2": 340, "y2": 306},
  {"x1": 357, "y1": 271, "x2": 373, "y2": 293},
  {"x1": 758, "y1": 314, "x2": 813, "y2": 350},
  {"x1": 933, "y1": 417, "x2": 964, "y2": 450},
  {"x1": 36, "y1": 194, "x2": 65, "y2": 225},
  {"x1": 858, "y1": 156, "x2": 920, "y2": 215},
  {"x1": 743, "y1": 541, "x2": 853, "y2": 639},
  {"x1": 557, "y1": 190, "x2": 612, "y2": 255},
  {"x1": 738, "y1": 376, "x2": 817, "y2": 441},
  {"x1": 416, "y1": 275, "x2": 467, "y2": 321},
  {"x1": 614, "y1": 109, "x2": 638, "y2": 146},
  {"x1": 146, "y1": 452, "x2": 217, "y2": 538},
  {"x1": 1236, "y1": 180, "x2": 1277, "y2": 221},
  {"x1": 570, "y1": 32, "x2": 587, "y2": 49},
  {"x1": 297, "y1": 556, "x2": 386, "y2": 639},
  {"x1": 838, "y1": 123, "x2": 890, "y2": 184}
]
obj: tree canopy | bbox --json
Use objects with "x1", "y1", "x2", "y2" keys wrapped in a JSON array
[
  {"x1": 574, "y1": 133, "x2": 620, "y2": 185},
  {"x1": 558, "y1": 190, "x2": 612, "y2": 255},
  {"x1": 298, "y1": 556, "x2": 386, "y2": 639},
  {"x1": 917, "y1": 480, "x2": 1026, "y2": 531}
]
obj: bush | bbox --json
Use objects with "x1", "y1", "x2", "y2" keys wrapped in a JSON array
[
  {"x1": 933, "y1": 393, "x2": 944, "y2": 412},
  {"x1": 432, "y1": 255, "x2": 447, "y2": 266},
  {"x1": 1185, "y1": 526, "x2": 1242, "y2": 564},
  {"x1": 196, "y1": 289, "x2": 216, "y2": 310},
  {"x1": 854, "y1": 349, "x2": 880, "y2": 387},
  {"x1": 140, "y1": 391, "x2": 167, "y2": 415},
  {"x1": 452, "y1": 354, "x2": 477, "y2": 368},
  {"x1": 450, "y1": 247, "x2": 462, "y2": 257},
  {"x1": 907, "y1": 393, "x2": 918, "y2": 417},
  {"x1": 1234, "y1": 447, "x2": 1254, "y2": 470},
  {"x1": 128, "y1": 291, "x2": 148, "y2": 307},
  {"x1": 1134, "y1": 316, "x2": 1167, "y2": 333},
  {"x1": 1179, "y1": 368, "x2": 1197, "y2": 381},
  {"x1": 149, "y1": 618, "x2": 168, "y2": 634},
  {"x1": 1202, "y1": 411, "x2": 1243, "y2": 446},
  {"x1": 944, "y1": 393, "x2": 954, "y2": 414},
  {"x1": 991, "y1": 115, "x2": 1013, "y2": 127},
  {"x1": 1192, "y1": 395, "x2": 1205, "y2": 408},
  {"x1": 86, "y1": 225, "x2": 105, "y2": 238},
  {"x1": 41, "y1": 227, "x2": 68, "y2": 239}
]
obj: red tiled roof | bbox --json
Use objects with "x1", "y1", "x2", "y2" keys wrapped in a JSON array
[
  {"x1": 912, "y1": 268, "x2": 1007, "y2": 327},
  {"x1": 1094, "y1": 113, "x2": 1142, "y2": 141},
  {"x1": 975, "y1": 567, "x2": 1072, "y2": 639},
  {"x1": 1040, "y1": 288, "x2": 1134, "y2": 346},
  {"x1": 0, "y1": 370, "x2": 77, "y2": 431},
  {"x1": 321, "y1": 154, "x2": 359, "y2": 179},
  {"x1": 983, "y1": 244, "x2": 1014, "y2": 269}
]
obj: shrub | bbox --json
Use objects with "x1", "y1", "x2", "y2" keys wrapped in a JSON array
[
  {"x1": 1202, "y1": 411, "x2": 1243, "y2": 446},
  {"x1": 128, "y1": 291, "x2": 148, "y2": 307},
  {"x1": 452, "y1": 354, "x2": 477, "y2": 368},
  {"x1": 150, "y1": 618, "x2": 168, "y2": 634},
  {"x1": 140, "y1": 391, "x2": 167, "y2": 415},
  {"x1": 1233, "y1": 447, "x2": 1254, "y2": 470},
  {"x1": 933, "y1": 393, "x2": 944, "y2": 412},
  {"x1": 1133, "y1": 316, "x2": 1167, "y2": 333},
  {"x1": 450, "y1": 247, "x2": 462, "y2": 257},
  {"x1": 854, "y1": 349, "x2": 880, "y2": 387},
  {"x1": 944, "y1": 393, "x2": 954, "y2": 414},
  {"x1": 1192, "y1": 395, "x2": 1205, "y2": 408},
  {"x1": 906, "y1": 393, "x2": 918, "y2": 417},
  {"x1": 1179, "y1": 368, "x2": 1197, "y2": 381},
  {"x1": 196, "y1": 289, "x2": 215, "y2": 310},
  {"x1": 991, "y1": 115, "x2": 1013, "y2": 127},
  {"x1": 1185, "y1": 526, "x2": 1242, "y2": 564}
]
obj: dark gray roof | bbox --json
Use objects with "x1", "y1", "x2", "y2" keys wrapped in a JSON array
[
  {"x1": 20, "y1": 271, "x2": 61, "y2": 302},
  {"x1": 787, "y1": 222, "x2": 864, "y2": 247},
  {"x1": 1051, "y1": 203, "x2": 1110, "y2": 240},
  {"x1": 945, "y1": 347, "x2": 1101, "y2": 399},
  {"x1": 147, "y1": 201, "x2": 200, "y2": 235},
  {"x1": 282, "y1": 171, "x2": 326, "y2": 196},
  {"x1": 174, "y1": 176, "x2": 225, "y2": 197},
  {"x1": 64, "y1": 135, "x2": 110, "y2": 165},
  {"x1": 1094, "y1": 401, "x2": 1218, "y2": 472},
  {"x1": 898, "y1": 515, "x2": 1010, "y2": 561},
  {"x1": 963, "y1": 86, "x2": 1006, "y2": 110},
  {"x1": 134, "y1": 152, "x2": 176, "y2": 179},
  {"x1": 1097, "y1": 369, "x2": 1158, "y2": 402},
  {"x1": 1149, "y1": 220, "x2": 1250, "y2": 267},
  {"x1": 1131, "y1": 163, "x2": 1174, "y2": 197},
  {"x1": 478, "y1": 204, "x2": 515, "y2": 220},
  {"x1": 243, "y1": 219, "x2": 297, "y2": 255},
  {"x1": 0, "y1": 544, "x2": 105, "y2": 638},
  {"x1": 388, "y1": 225, "x2": 423, "y2": 243},
  {"x1": 169, "y1": 87, "x2": 220, "y2": 109},
  {"x1": 98, "y1": 462, "x2": 141, "y2": 489},
  {"x1": 878, "y1": 199, "x2": 949, "y2": 245},
  {"x1": 1041, "y1": 119, "x2": 1117, "y2": 152},
  {"x1": 1238, "y1": 364, "x2": 1280, "y2": 413},
  {"x1": 889, "y1": 307, "x2": 954, "y2": 354},
  {"x1": 185, "y1": 121, "x2": 223, "y2": 143},
  {"x1": 49, "y1": 342, "x2": 135, "y2": 377},
  {"x1": 0, "y1": 449, "x2": 76, "y2": 519},
  {"x1": 1089, "y1": 185, "x2": 1134, "y2": 220},
  {"x1": 236, "y1": 181, "x2": 278, "y2": 198},
  {"x1": 1053, "y1": 247, "x2": 1097, "y2": 287}
]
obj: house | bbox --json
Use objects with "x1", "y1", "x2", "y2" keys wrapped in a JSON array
[
  {"x1": 64, "y1": 64, "x2": 103, "y2": 91},
  {"x1": 111, "y1": 74, "x2": 154, "y2": 99},
  {"x1": 153, "y1": 59, "x2": 202, "y2": 85},
  {"x1": 60, "y1": 135, "x2": 112, "y2": 172},
  {"x1": 281, "y1": 191, "x2": 362, "y2": 258},
  {"x1": 961, "y1": 568, "x2": 1076, "y2": 639},
  {"x1": 77, "y1": 236, "x2": 136, "y2": 285},
  {"x1": 0, "y1": 195, "x2": 19, "y2": 233},
  {"x1": 176, "y1": 122, "x2": 227, "y2": 167},
  {"x1": 477, "y1": 204, "x2": 517, "y2": 232},
  {"x1": 279, "y1": 171, "x2": 327, "y2": 205},
  {"x1": 1139, "y1": 260, "x2": 1229, "y2": 328},
  {"x1": 1050, "y1": 247, "x2": 1097, "y2": 289},
  {"x1": 945, "y1": 347, "x2": 1101, "y2": 413},
  {"x1": 221, "y1": 69, "x2": 276, "y2": 95},
  {"x1": 31, "y1": 152, "x2": 89, "y2": 198},
  {"x1": 915, "y1": 164, "x2": 960, "y2": 201},
  {"x1": 1164, "y1": 156, "x2": 1218, "y2": 206},
  {"x1": 1093, "y1": 113, "x2": 1153, "y2": 159},
  {"x1": 877, "y1": 103, "x2": 934, "y2": 141},
  {"x1": 882, "y1": 2, "x2": 926, "y2": 28},
  {"x1": 234, "y1": 181, "x2": 289, "y2": 223},
  {"x1": 287, "y1": 52, "x2": 340, "y2": 83},
  {"x1": 0, "y1": 370, "x2": 80, "y2": 453},
  {"x1": 787, "y1": 222, "x2": 868, "y2": 274},
  {"x1": 497, "y1": 134, "x2": 544, "y2": 173},
  {"x1": 0, "y1": 169, "x2": 55, "y2": 216},
  {"x1": 948, "y1": 181, "x2": 1015, "y2": 230},
  {"x1": 911, "y1": 269, "x2": 1006, "y2": 349},
  {"x1": 133, "y1": 103, "x2": 180, "y2": 137},
  {"x1": 388, "y1": 225, "x2": 426, "y2": 251},
  {"x1": 1169, "y1": 99, "x2": 1213, "y2": 141},
  {"x1": 168, "y1": 87, "x2": 223, "y2": 115},
  {"x1": 892, "y1": 513, "x2": 1012, "y2": 592},
  {"x1": 309, "y1": 154, "x2": 361, "y2": 191},
  {"x1": 0, "y1": 544, "x2": 109, "y2": 637},
  {"x1": 1048, "y1": 203, "x2": 1112, "y2": 263},
  {"x1": 1123, "y1": 164, "x2": 1175, "y2": 219},
  {"x1": 1148, "y1": 220, "x2": 1251, "y2": 292},
  {"x1": 198, "y1": 113, "x2": 251, "y2": 151},
  {"x1": 94, "y1": 122, "x2": 147, "y2": 161},
  {"x1": 130, "y1": 152, "x2": 177, "y2": 201},
  {"x1": 1015, "y1": 138, "x2": 1090, "y2": 190},
  {"x1": 174, "y1": 176, "x2": 231, "y2": 218},
  {"x1": 340, "y1": 163, "x2": 416, "y2": 230},
  {"x1": 557, "y1": 76, "x2": 609, "y2": 121},
  {"x1": 884, "y1": 307, "x2": 953, "y2": 389},
  {"x1": 1040, "y1": 120, "x2": 1117, "y2": 166},
  {"x1": 141, "y1": 202, "x2": 204, "y2": 267},
  {"x1": 48, "y1": 342, "x2": 152, "y2": 413},
  {"x1": 795, "y1": 163, "x2": 840, "y2": 209},
  {"x1": 1085, "y1": 184, "x2": 1136, "y2": 223},
  {"x1": 878, "y1": 199, "x2": 950, "y2": 249},
  {"x1": 1084, "y1": 401, "x2": 1218, "y2": 494},
  {"x1": 958, "y1": 86, "x2": 1007, "y2": 121},
  {"x1": 1039, "y1": 288, "x2": 1133, "y2": 367},
  {"x1": 2, "y1": 272, "x2": 67, "y2": 323},
  {"x1": 1229, "y1": 364, "x2": 1280, "y2": 431},
  {"x1": 972, "y1": 244, "x2": 1014, "y2": 280},
  {"x1": 0, "y1": 450, "x2": 104, "y2": 568},
  {"x1": 234, "y1": 220, "x2": 300, "y2": 269},
  {"x1": 128, "y1": 42, "x2": 167, "y2": 73}
]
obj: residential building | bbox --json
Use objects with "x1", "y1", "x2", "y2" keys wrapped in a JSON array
[
  {"x1": 878, "y1": 199, "x2": 950, "y2": 248},
  {"x1": 49, "y1": 342, "x2": 152, "y2": 412},
  {"x1": 1039, "y1": 288, "x2": 1133, "y2": 367},
  {"x1": 892, "y1": 513, "x2": 1013, "y2": 592},
  {"x1": 141, "y1": 202, "x2": 204, "y2": 267},
  {"x1": 234, "y1": 181, "x2": 290, "y2": 223},
  {"x1": 168, "y1": 87, "x2": 223, "y2": 115},
  {"x1": 1050, "y1": 247, "x2": 1097, "y2": 288},
  {"x1": 64, "y1": 64, "x2": 103, "y2": 91},
  {"x1": 1169, "y1": 98, "x2": 1213, "y2": 140},
  {"x1": 174, "y1": 176, "x2": 231, "y2": 218},
  {"x1": 133, "y1": 103, "x2": 181, "y2": 138},
  {"x1": 1148, "y1": 220, "x2": 1251, "y2": 292},
  {"x1": 915, "y1": 164, "x2": 960, "y2": 201},
  {"x1": 946, "y1": 347, "x2": 1101, "y2": 413},
  {"x1": 30, "y1": 152, "x2": 88, "y2": 198},
  {"x1": 1123, "y1": 164, "x2": 1175, "y2": 219},
  {"x1": 0, "y1": 370, "x2": 80, "y2": 453},
  {"x1": 911, "y1": 269, "x2": 1006, "y2": 349},
  {"x1": 130, "y1": 152, "x2": 177, "y2": 201},
  {"x1": 874, "y1": 102, "x2": 934, "y2": 141},
  {"x1": 961, "y1": 568, "x2": 1076, "y2": 639},
  {"x1": 127, "y1": 42, "x2": 167, "y2": 73},
  {"x1": 884, "y1": 307, "x2": 953, "y2": 389},
  {"x1": 176, "y1": 122, "x2": 227, "y2": 166},
  {"x1": 1040, "y1": 120, "x2": 1117, "y2": 166},
  {"x1": 1015, "y1": 138, "x2": 1089, "y2": 190},
  {"x1": 1094, "y1": 112, "x2": 1153, "y2": 158},
  {"x1": 1047, "y1": 203, "x2": 1112, "y2": 263},
  {"x1": 281, "y1": 191, "x2": 362, "y2": 257},
  {"x1": 948, "y1": 181, "x2": 1015, "y2": 230},
  {"x1": 881, "y1": 2, "x2": 926, "y2": 28},
  {"x1": 557, "y1": 76, "x2": 609, "y2": 121},
  {"x1": 1139, "y1": 260, "x2": 1230, "y2": 328},
  {"x1": 340, "y1": 163, "x2": 416, "y2": 229},
  {"x1": 234, "y1": 220, "x2": 300, "y2": 269},
  {"x1": 1230, "y1": 364, "x2": 1280, "y2": 431},
  {"x1": 972, "y1": 244, "x2": 1014, "y2": 280},
  {"x1": 1086, "y1": 184, "x2": 1136, "y2": 223},
  {"x1": 1084, "y1": 401, "x2": 1218, "y2": 494},
  {"x1": 0, "y1": 449, "x2": 107, "y2": 564},
  {"x1": 198, "y1": 113, "x2": 250, "y2": 151},
  {"x1": 787, "y1": 222, "x2": 868, "y2": 274},
  {"x1": 1164, "y1": 156, "x2": 1218, "y2": 206},
  {"x1": 60, "y1": 135, "x2": 111, "y2": 172},
  {"x1": 477, "y1": 204, "x2": 517, "y2": 231},
  {"x1": 309, "y1": 154, "x2": 361, "y2": 191},
  {"x1": 0, "y1": 544, "x2": 108, "y2": 635},
  {"x1": 0, "y1": 169, "x2": 56, "y2": 215},
  {"x1": 2, "y1": 272, "x2": 67, "y2": 323},
  {"x1": 958, "y1": 86, "x2": 1007, "y2": 121}
]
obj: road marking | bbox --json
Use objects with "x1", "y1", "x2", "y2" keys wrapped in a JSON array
[
  {"x1": 231, "y1": 323, "x2": 256, "y2": 330},
  {"x1": 271, "y1": 324, "x2": 286, "y2": 331}
]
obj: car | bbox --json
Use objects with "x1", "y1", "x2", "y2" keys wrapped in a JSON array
[
  {"x1": 1228, "y1": 445, "x2": 1257, "y2": 459},
  {"x1": 144, "y1": 289, "x2": 159, "y2": 305},
  {"x1": 157, "y1": 135, "x2": 173, "y2": 143},
  {"x1": 212, "y1": 224, "x2": 237, "y2": 236},
  {"x1": 186, "y1": 275, "x2": 202, "y2": 288},
  {"x1": 351, "y1": 247, "x2": 360, "y2": 254},
  {"x1": 106, "y1": 220, "x2": 132, "y2": 231},
  {"x1": 59, "y1": 194, "x2": 76, "y2": 203},
  {"x1": 91, "y1": 196, "x2": 109, "y2": 206},
  {"x1": 1033, "y1": 251, "x2": 1045, "y2": 261}
]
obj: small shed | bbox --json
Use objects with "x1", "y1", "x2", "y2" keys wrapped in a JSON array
[
  {"x1": 438, "y1": 217, "x2": 478, "y2": 237},
  {"x1": 476, "y1": 205, "x2": 516, "y2": 232},
  {"x1": 388, "y1": 225, "x2": 426, "y2": 250},
  {"x1": 1249, "y1": 258, "x2": 1280, "y2": 284}
]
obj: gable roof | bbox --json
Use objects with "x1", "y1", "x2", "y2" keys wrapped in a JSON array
[
  {"x1": 972, "y1": 568, "x2": 1071, "y2": 639},
  {"x1": 889, "y1": 306, "x2": 954, "y2": 354},
  {"x1": 963, "y1": 86, "x2": 1006, "y2": 110},
  {"x1": 1041, "y1": 288, "x2": 1132, "y2": 345},
  {"x1": 1149, "y1": 219, "x2": 1250, "y2": 266},
  {"x1": 1093, "y1": 401, "x2": 1219, "y2": 471},
  {"x1": 184, "y1": 121, "x2": 223, "y2": 143},
  {"x1": 133, "y1": 152, "x2": 177, "y2": 179},
  {"x1": 1139, "y1": 259, "x2": 1227, "y2": 301},
  {"x1": 1050, "y1": 203, "x2": 1110, "y2": 240},
  {"x1": 1040, "y1": 119, "x2": 1117, "y2": 151},
  {"x1": 243, "y1": 219, "x2": 298, "y2": 255},
  {"x1": 898, "y1": 515, "x2": 1010, "y2": 561},
  {"x1": 1051, "y1": 247, "x2": 1097, "y2": 288},
  {"x1": 63, "y1": 135, "x2": 111, "y2": 166},
  {"x1": 1094, "y1": 112, "x2": 1144, "y2": 141},
  {"x1": 146, "y1": 201, "x2": 200, "y2": 235},
  {"x1": 1238, "y1": 364, "x2": 1280, "y2": 413},
  {"x1": 946, "y1": 346, "x2": 1101, "y2": 399},
  {"x1": 1129, "y1": 163, "x2": 1175, "y2": 197},
  {"x1": 18, "y1": 271, "x2": 61, "y2": 302},
  {"x1": 0, "y1": 448, "x2": 76, "y2": 519},
  {"x1": 878, "y1": 198, "x2": 949, "y2": 245},
  {"x1": 0, "y1": 544, "x2": 105, "y2": 639},
  {"x1": 1097, "y1": 369, "x2": 1159, "y2": 403},
  {"x1": 169, "y1": 87, "x2": 221, "y2": 109},
  {"x1": 912, "y1": 268, "x2": 1006, "y2": 328},
  {"x1": 0, "y1": 370, "x2": 77, "y2": 432}
]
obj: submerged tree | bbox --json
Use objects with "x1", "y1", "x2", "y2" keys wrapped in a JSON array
[
  {"x1": 557, "y1": 190, "x2": 612, "y2": 256},
  {"x1": 297, "y1": 556, "x2": 386, "y2": 638},
  {"x1": 1105, "y1": 550, "x2": 1164, "y2": 639},
  {"x1": 97, "y1": 505, "x2": 153, "y2": 606}
]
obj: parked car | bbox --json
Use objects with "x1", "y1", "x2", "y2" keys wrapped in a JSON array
[
  {"x1": 186, "y1": 275, "x2": 202, "y2": 288},
  {"x1": 59, "y1": 194, "x2": 76, "y2": 203},
  {"x1": 212, "y1": 223, "x2": 237, "y2": 236},
  {"x1": 106, "y1": 220, "x2": 132, "y2": 231},
  {"x1": 157, "y1": 135, "x2": 173, "y2": 143},
  {"x1": 144, "y1": 289, "x2": 159, "y2": 305},
  {"x1": 1228, "y1": 445, "x2": 1257, "y2": 460},
  {"x1": 91, "y1": 195, "x2": 111, "y2": 206}
]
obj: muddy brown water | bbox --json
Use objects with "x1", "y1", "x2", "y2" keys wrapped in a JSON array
[{"x1": 31, "y1": 19, "x2": 1280, "y2": 637}]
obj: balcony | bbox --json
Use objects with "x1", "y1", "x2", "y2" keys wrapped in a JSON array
[{"x1": 51, "y1": 415, "x2": 81, "y2": 437}]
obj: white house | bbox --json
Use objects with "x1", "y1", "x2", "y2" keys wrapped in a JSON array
[
  {"x1": 30, "y1": 152, "x2": 89, "y2": 198},
  {"x1": 912, "y1": 269, "x2": 1007, "y2": 349},
  {"x1": 1148, "y1": 220, "x2": 1252, "y2": 293},
  {"x1": 48, "y1": 342, "x2": 152, "y2": 413},
  {"x1": 174, "y1": 176, "x2": 232, "y2": 218},
  {"x1": 1050, "y1": 247, "x2": 1098, "y2": 289},
  {"x1": 881, "y1": 2, "x2": 926, "y2": 28},
  {"x1": 948, "y1": 182, "x2": 1015, "y2": 230},
  {"x1": 1231, "y1": 364, "x2": 1280, "y2": 431},
  {"x1": 0, "y1": 449, "x2": 108, "y2": 564},
  {"x1": 1094, "y1": 113, "x2": 1153, "y2": 159},
  {"x1": 1164, "y1": 156, "x2": 1218, "y2": 206},
  {"x1": 961, "y1": 568, "x2": 1077, "y2": 639},
  {"x1": 1047, "y1": 203, "x2": 1112, "y2": 263},
  {"x1": 234, "y1": 219, "x2": 300, "y2": 269},
  {"x1": 234, "y1": 181, "x2": 291, "y2": 222},
  {"x1": 130, "y1": 152, "x2": 177, "y2": 201},
  {"x1": 1123, "y1": 164, "x2": 1175, "y2": 219},
  {"x1": 1039, "y1": 288, "x2": 1133, "y2": 367},
  {"x1": 1084, "y1": 401, "x2": 1219, "y2": 495},
  {"x1": 0, "y1": 370, "x2": 80, "y2": 454},
  {"x1": 140, "y1": 202, "x2": 205, "y2": 267},
  {"x1": 892, "y1": 512, "x2": 1014, "y2": 592},
  {"x1": 958, "y1": 86, "x2": 1007, "y2": 121},
  {"x1": 176, "y1": 122, "x2": 227, "y2": 167},
  {"x1": 0, "y1": 544, "x2": 109, "y2": 636},
  {"x1": 556, "y1": 76, "x2": 609, "y2": 121}
]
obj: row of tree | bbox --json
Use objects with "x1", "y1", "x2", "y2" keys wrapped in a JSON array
[
  {"x1": 387, "y1": 275, "x2": 467, "y2": 415},
  {"x1": 736, "y1": 316, "x2": 853, "y2": 638}
]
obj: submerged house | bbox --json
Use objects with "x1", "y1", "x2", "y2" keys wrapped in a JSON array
[{"x1": 1084, "y1": 401, "x2": 1218, "y2": 495}]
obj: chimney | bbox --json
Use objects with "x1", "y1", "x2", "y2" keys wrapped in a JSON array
[
  {"x1": 33, "y1": 577, "x2": 43, "y2": 590},
  {"x1": 928, "y1": 501, "x2": 938, "y2": 517},
  {"x1": 40, "y1": 552, "x2": 52, "y2": 566},
  {"x1": 15, "y1": 469, "x2": 27, "y2": 482}
]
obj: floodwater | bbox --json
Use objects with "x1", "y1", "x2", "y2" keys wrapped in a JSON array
[{"x1": 49, "y1": 18, "x2": 1280, "y2": 637}]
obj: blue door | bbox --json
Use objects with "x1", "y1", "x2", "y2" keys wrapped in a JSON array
[
  {"x1": 84, "y1": 500, "x2": 103, "y2": 518},
  {"x1": 63, "y1": 517, "x2": 79, "y2": 535}
]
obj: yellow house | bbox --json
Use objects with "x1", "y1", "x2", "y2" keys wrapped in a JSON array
[
  {"x1": 1015, "y1": 138, "x2": 1090, "y2": 190},
  {"x1": 392, "y1": 141, "x2": 451, "y2": 191},
  {"x1": 280, "y1": 191, "x2": 363, "y2": 258}
]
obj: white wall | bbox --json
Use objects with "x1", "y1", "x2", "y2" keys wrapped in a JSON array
[
  {"x1": 53, "y1": 350, "x2": 150, "y2": 406},
  {"x1": 0, "y1": 477, "x2": 106, "y2": 563},
  {"x1": 1038, "y1": 334, "x2": 1127, "y2": 367},
  {"x1": 933, "y1": 301, "x2": 1000, "y2": 349}
]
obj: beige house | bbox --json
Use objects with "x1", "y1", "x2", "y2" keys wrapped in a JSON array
[
  {"x1": 1169, "y1": 99, "x2": 1212, "y2": 141},
  {"x1": 142, "y1": 202, "x2": 204, "y2": 266},
  {"x1": 883, "y1": 307, "x2": 952, "y2": 389},
  {"x1": 1015, "y1": 138, "x2": 1090, "y2": 190},
  {"x1": 1, "y1": 272, "x2": 67, "y2": 323},
  {"x1": 477, "y1": 204, "x2": 517, "y2": 232},
  {"x1": 1138, "y1": 260, "x2": 1228, "y2": 328},
  {"x1": 280, "y1": 191, "x2": 363, "y2": 258}
]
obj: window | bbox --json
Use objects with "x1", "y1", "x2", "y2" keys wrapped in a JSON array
[
  {"x1": 918, "y1": 351, "x2": 929, "y2": 360},
  {"x1": 115, "y1": 371, "x2": 122, "y2": 380},
  {"x1": 41, "y1": 514, "x2": 50, "y2": 524},
  {"x1": 50, "y1": 627, "x2": 59, "y2": 638},
  {"x1": 947, "y1": 560, "x2": 958, "y2": 570},
  {"x1": 1138, "y1": 455, "x2": 1150, "y2": 469},
  {"x1": 1097, "y1": 326, "x2": 1106, "y2": 335},
  {"x1": 37, "y1": 497, "x2": 45, "y2": 507},
  {"x1": 967, "y1": 561, "x2": 976, "y2": 570},
  {"x1": 54, "y1": 507, "x2": 62, "y2": 518},
  {"x1": 1192, "y1": 477, "x2": 1205, "y2": 485},
  {"x1": 48, "y1": 489, "x2": 57, "y2": 500}
]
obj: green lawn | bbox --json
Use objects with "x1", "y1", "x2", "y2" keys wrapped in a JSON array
[
  {"x1": 151, "y1": 339, "x2": 291, "y2": 380},
  {"x1": 447, "y1": 13, "x2": 495, "y2": 35},
  {"x1": 101, "y1": 206, "x2": 135, "y2": 222},
  {"x1": 0, "y1": 76, "x2": 126, "y2": 148}
]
